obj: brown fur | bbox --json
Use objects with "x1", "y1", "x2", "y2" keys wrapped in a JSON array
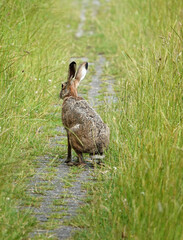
[{"x1": 60, "y1": 61, "x2": 110, "y2": 165}]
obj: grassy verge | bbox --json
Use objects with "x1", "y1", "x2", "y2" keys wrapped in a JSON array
[
  {"x1": 72, "y1": 0, "x2": 183, "y2": 239},
  {"x1": 0, "y1": 0, "x2": 81, "y2": 238},
  {"x1": 1, "y1": 0, "x2": 182, "y2": 239}
]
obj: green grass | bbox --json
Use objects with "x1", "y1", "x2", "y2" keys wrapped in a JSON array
[
  {"x1": 0, "y1": 0, "x2": 81, "y2": 238},
  {"x1": 0, "y1": 0, "x2": 182, "y2": 239},
  {"x1": 71, "y1": 0, "x2": 183, "y2": 240}
]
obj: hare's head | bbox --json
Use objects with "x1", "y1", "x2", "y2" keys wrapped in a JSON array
[{"x1": 60, "y1": 61, "x2": 88, "y2": 99}]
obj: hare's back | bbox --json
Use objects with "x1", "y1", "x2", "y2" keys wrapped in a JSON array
[{"x1": 62, "y1": 97, "x2": 103, "y2": 127}]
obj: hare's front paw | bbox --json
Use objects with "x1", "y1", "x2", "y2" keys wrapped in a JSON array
[
  {"x1": 65, "y1": 158, "x2": 71, "y2": 163},
  {"x1": 67, "y1": 162, "x2": 74, "y2": 166}
]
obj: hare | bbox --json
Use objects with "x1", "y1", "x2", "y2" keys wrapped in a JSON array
[{"x1": 60, "y1": 61, "x2": 110, "y2": 165}]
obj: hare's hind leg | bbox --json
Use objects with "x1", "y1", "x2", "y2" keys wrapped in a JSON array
[
  {"x1": 65, "y1": 132, "x2": 72, "y2": 163},
  {"x1": 75, "y1": 150, "x2": 85, "y2": 166}
]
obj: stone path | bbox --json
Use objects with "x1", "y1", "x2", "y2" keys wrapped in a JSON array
[
  {"x1": 28, "y1": 152, "x2": 93, "y2": 239},
  {"x1": 27, "y1": 0, "x2": 115, "y2": 239}
]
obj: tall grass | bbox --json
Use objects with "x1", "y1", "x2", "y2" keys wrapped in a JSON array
[
  {"x1": 0, "y1": 0, "x2": 182, "y2": 239},
  {"x1": 73, "y1": 0, "x2": 183, "y2": 239},
  {"x1": 0, "y1": 0, "x2": 80, "y2": 238}
]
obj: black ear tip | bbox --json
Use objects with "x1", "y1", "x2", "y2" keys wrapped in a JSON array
[
  {"x1": 70, "y1": 61, "x2": 76, "y2": 66},
  {"x1": 85, "y1": 62, "x2": 88, "y2": 70}
]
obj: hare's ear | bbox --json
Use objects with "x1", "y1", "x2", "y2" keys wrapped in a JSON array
[
  {"x1": 68, "y1": 61, "x2": 76, "y2": 83},
  {"x1": 75, "y1": 62, "x2": 88, "y2": 82}
]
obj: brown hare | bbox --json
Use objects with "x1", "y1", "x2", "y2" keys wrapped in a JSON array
[{"x1": 60, "y1": 61, "x2": 110, "y2": 165}]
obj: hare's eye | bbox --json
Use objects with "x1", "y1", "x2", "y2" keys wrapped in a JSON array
[{"x1": 62, "y1": 84, "x2": 64, "y2": 89}]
